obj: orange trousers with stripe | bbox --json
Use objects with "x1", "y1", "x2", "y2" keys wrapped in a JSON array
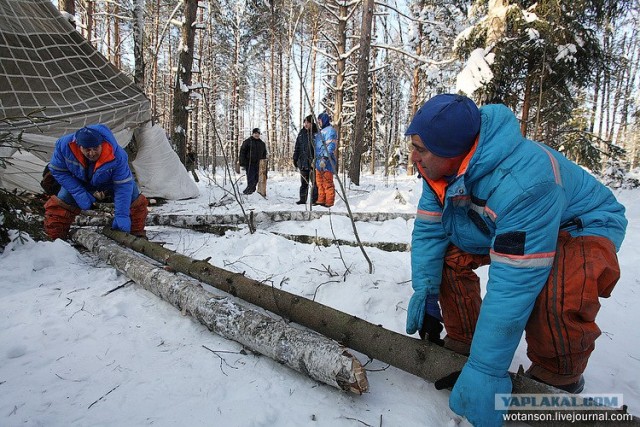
[
  {"x1": 315, "y1": 170, "x2": 335, "y2": 207},
  {"x1": 439, "y1": 232, "x2": 620, "y2": 386}
]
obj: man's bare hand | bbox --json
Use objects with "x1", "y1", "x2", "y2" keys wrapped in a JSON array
[{"x1": 93, "y1": 191, "x2": 106, "y2": 201}]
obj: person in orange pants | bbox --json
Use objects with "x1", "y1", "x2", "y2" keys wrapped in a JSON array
[
  {"x1": 438, "y1": 234, "x2": 620, "y2": 390},
  {"x1": 404, "y1": 94, "x2": 626, "y2": 427},
  {"x1": 314, "y1": 112, "x2": 338, "y2": 207},
  {"x1": 44, "y1": 124, "x2": 148, "y2": 240}
]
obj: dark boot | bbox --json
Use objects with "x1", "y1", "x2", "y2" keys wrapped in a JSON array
[
  {"x1": 129, "y1": 194, "x2": 149, "y2": 238},
  {"x1": 529, "y1": 374, "x2": 585, "y2": 394},
  {"x1": 44, "y1": 196, "x2": 80, "y2": 240}
]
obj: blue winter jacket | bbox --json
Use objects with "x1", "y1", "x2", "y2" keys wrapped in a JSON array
[
  {"x1": 49, "y1": 124, "x2": 135, "y2": 231},
  {"x1": 410, "y1": 104, "x2": 626, "y2": 382},
  {"x1": 315, "y1": 125, "x2": 338, "y2": 173}
]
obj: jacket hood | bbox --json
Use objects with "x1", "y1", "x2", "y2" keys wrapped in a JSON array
[
  {"x1": 466, "y1": 104, "x2": 524, "y2": 182},
  {"x1": 318, "y1": 112, "x2": 331, "y2": 129}
]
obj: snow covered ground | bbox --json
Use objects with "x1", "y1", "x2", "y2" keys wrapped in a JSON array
[{"x1": 1, "y1": 169, "x2": 639, "y2": 426}]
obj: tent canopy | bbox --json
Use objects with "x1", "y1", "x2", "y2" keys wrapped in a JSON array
[
  {"x1": 0, "y1": 0, "x2": 151, "y2": 153},
  {"x1": 0, "y1": 0, "x2": 198, "y2": 199}
]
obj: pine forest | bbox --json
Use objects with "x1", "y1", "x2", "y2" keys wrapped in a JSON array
[{"x1": 55, "y1": 0, "x2": 640, "y2": 185}]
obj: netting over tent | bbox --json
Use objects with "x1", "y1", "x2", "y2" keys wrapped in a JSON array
[
  {"x1": 0, "y1": 0, "x2": 198, "y2": 199},
  {"x1": 0, "y1": 0, "x2": 151, "y2": 154}
]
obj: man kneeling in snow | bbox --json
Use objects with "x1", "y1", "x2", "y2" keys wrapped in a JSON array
[{"x1": 44, "y1": 124, "x2": 148, "y2": 240}]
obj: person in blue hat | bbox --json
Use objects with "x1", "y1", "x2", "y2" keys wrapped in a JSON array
[
  {"x1": 314, "y1": 112, "x2": 338, "y2": 207},
  {"x1": 44, "y1": 124, "x2": 148, "y2": 239},
  {"x1": 405, "y1": 94, "x2": 627, "y2": 426}
]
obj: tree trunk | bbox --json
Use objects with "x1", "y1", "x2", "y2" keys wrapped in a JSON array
[
  {"x1": 333, "y1": 2, "x2": 348, "y2": 173},
  {"x1": 60, "y1": 0, "x2": 75, "y2": 25},
  {"x1": 407, "y1": 2, "x2": 423, "y2": 177},
  {"x1": 73, "y1": 210, "x2": 415, "y2": 230},
  {"x1": 96, "y1": 229, "x2": 640, "y2": 423},
  {"x1": 348, "y1": 0, "x2": 375, "y2": 186},
  {"x1": 172, "y1": 0, "x2": 198, "y2": 165},
  {"x1": 132, "y1": 0, "x2": 145, "y2": 89},
  {"x1": 101, "y1": 227, "x2": 466, "y2": 384},
  {"x1": 85, "y1": 0, "x2": 94, "y2": 45},
  {"x1": 72, "y1": 229, "x2": 368, "y2": 394}
]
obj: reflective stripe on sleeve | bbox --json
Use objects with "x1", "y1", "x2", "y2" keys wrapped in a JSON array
[
  {"x1": 113, "y1": 176, "x2": 133, "y2": 185},
  {"x1": 416, "y1": 209, "x2": 442, "y2": 223},
  {"x1": 490, "y1": 250, "x2": 555, "y2": 268}
]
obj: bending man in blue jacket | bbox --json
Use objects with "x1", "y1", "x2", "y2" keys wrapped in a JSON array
[
  {"x1": 44, "y1": 124, "x2": 148, "y2": 240},
  {"x1": 405, "y1": 94, "x2": 627, "y2": 426}
]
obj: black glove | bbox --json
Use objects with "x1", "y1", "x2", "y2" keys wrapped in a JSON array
[
  {"x1": 434, "y1": 370, "x2": 462, "y2": 390},
  {"x1": 418, "y1": 313, "x2": 444, "y2": 346}
]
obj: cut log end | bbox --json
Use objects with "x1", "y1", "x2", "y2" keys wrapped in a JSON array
[{"x1": 337, "y1": 350, "x2": 369, "y2": 395}]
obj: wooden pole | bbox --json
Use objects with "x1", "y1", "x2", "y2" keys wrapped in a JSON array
[{"x1": 257, "y1": 158, "x2": 268, "y2": 197}]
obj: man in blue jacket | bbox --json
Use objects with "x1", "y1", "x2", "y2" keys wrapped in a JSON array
[
  {"x1": 405, "y1": 94, "x2": 627, "y2": 426},
  {"x1": 44, "y1": 124, "x2": 148, "y2": 239}
]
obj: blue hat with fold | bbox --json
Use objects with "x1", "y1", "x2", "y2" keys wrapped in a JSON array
[
  {"x1": 405, "y1": 94, "x2": 480, "y2": 158},
  {"x1": 75, "y1": 127, "x2": 103, "y2": 148}
]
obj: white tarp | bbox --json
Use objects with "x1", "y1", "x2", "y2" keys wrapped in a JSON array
[
  {"x1": 132, "y1": 124, "x2": 199, "y2": 200},
  {"x1": 0, "y1": 150, "x2": 47, "y2": 194}
]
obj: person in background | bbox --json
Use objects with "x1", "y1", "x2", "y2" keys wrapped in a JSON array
[
  {"x1": 293, "y1": 115, "x2": 318, "y2": 205},
  {"x1": 44, "y1": 124, "x2": 149, "y2": 240},
  {"x1": 185, "y1": 145, "x2": 199, "y2": 182},
  {"x1": 314, "y1": 112, "x2": 338, "y2": 207},
  {"x1": 404, "y1": 94, "x2": 627, "y2": 426},
  {"x1": 239, "y1": 128, "x2": 267, "y2": 195}
]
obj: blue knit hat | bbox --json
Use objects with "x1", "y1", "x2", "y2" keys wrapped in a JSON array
[
  {"x1": 318, "y1": 112, "x2": 331, "y2": 128},
  {"x1": 405, "y1": 94, "x2": 480, "y2": 158},
  {"x1": 75, "y1": 127, "x2": 103, "y2": 148}
]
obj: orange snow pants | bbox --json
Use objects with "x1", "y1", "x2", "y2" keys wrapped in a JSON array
[
  {"x1": 44, "y1": 194, "x2": 149, "y2": 240},
  {"x1": 44, "y1": 196, "x2": 81, "y2": 240},
  {"x1": 439, "y1": 232, "x2": 620, "y2": 386},
  {"x1": 129, "y1": 194, "x2": 149, "y2": 238},
  {"x1": 315, "y1": 170, "x2": 335, "y2": 207}
]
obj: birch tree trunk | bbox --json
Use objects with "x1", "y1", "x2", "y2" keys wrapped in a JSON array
[
  {"x1": 72, "y1": 229, "x2": 368, "y2": 394},
  {"x1": 333, "y1": 1, "x2": 348, "y2": 173},
  {"x1": 95, "y1": 229, "x2": 640, "y2": 423}
]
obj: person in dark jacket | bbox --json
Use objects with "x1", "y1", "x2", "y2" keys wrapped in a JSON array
[
  {"x1": 292, "y1": 115, "x2": 318, "y2": 205},
  {"x1": 239, "y1": 128, "x2": 267, "y2": 195},
  {"x1": 185, "y1": 145, "x2": 199, "y2": 182},
  {"x1": 44, "y1": 124, "x2": 148, "y2": 240}
]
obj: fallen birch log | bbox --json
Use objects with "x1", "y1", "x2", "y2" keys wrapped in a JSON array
[
  {"x1": 270, "y1": 231, "x2": 411, "y2": 252},
  {"x1": 71, "y1": 229, "x2": 368, "y2": 395},
  {"x1": 100, "y1": 228, "x2": 640, "y2": 426},
  {"x1": 74, "y1": 211, "x2": 415, "y2": 229}
]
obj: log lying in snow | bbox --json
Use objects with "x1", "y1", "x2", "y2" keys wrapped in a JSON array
[
  {"x1": 271, "y1": 231, "x2": 410, "y2": 252},
  {"x1": 100, "y1": 228, "x2": 640, "y2": 426},
  {"x1": 71, "y1": 229, "x2": 368, "y2": 395},
  {"x1": 74, "y1": 211, "x2": 414, "y2": 229}
]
